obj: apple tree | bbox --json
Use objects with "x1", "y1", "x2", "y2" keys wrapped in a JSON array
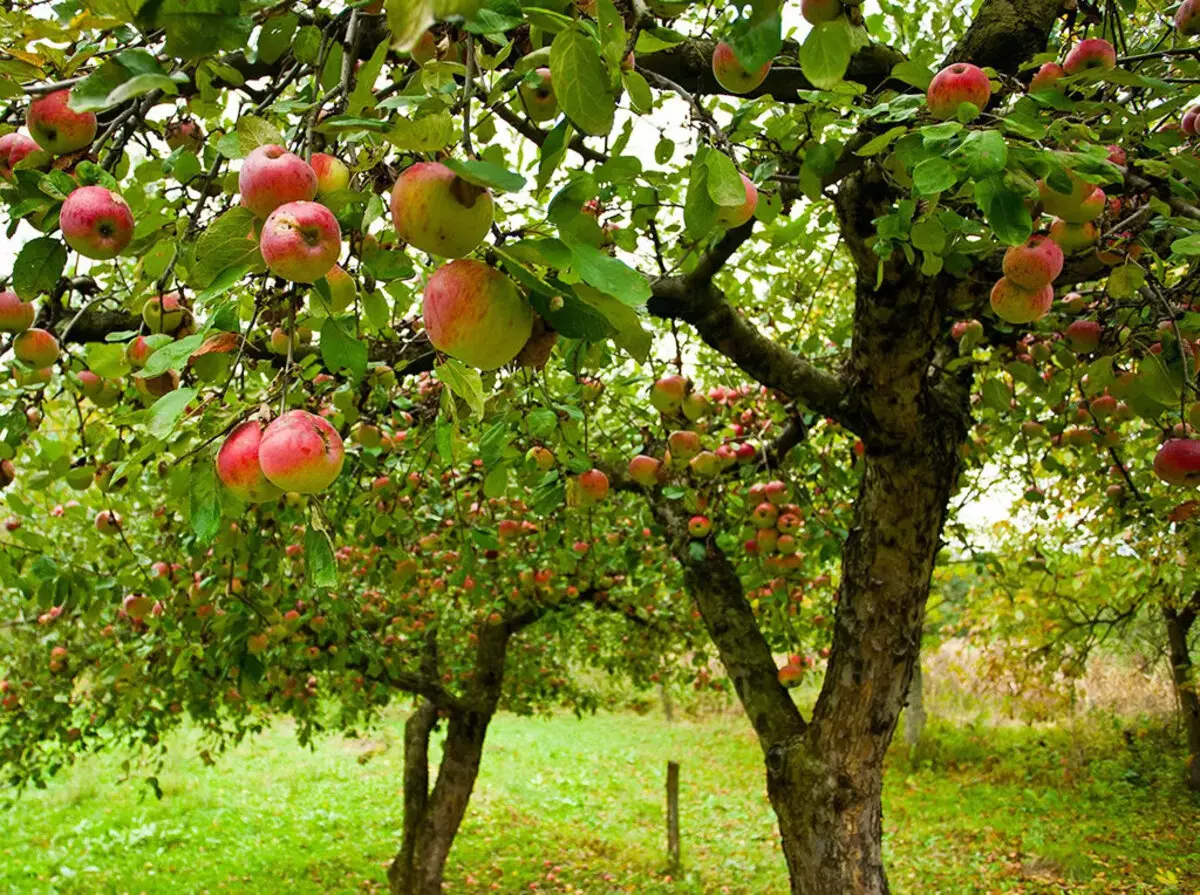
[{"x1": 4, "y1": 0, "x2": 1200, "y2": 892}]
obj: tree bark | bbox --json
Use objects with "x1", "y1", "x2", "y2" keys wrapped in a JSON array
[
  {"x1": 904, "y1": 659, "x2": 927, "y2": 750},
  {"x1": 1164, "y1": 600, "x2": 1200, "y2": 792}
]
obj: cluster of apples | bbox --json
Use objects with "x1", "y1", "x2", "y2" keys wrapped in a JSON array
[{"x1": 215, "y1": 412, "x2": 345, "y2": 502}]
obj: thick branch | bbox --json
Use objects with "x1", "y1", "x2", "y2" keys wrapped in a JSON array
[{"x1": 946, "y1": 0, "x2": 1066, "y2": 73}]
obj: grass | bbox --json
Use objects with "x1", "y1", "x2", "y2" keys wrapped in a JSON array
[{"x1": 0, "y1": 708, "x2": 1197, "y2": 894}]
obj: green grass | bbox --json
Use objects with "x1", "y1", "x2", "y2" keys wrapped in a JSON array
[{"x1": 0, "y1": 709, "x2": 1196, "y2": 894}]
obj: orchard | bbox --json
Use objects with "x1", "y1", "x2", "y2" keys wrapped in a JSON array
[{"x1": 1, "y1": 0, "x2": 1199, "y2": 893}]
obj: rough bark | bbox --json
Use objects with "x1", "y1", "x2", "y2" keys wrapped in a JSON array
[
  {"x1": 1164, "y1": 600, "x2": 1200, "y2": 792},
  {"x1": 904, "y1": 661, "x2": 927, "y2": 749}
]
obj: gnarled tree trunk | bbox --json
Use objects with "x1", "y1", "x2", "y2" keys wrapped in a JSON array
[{"x1": 1164, "y1": 599, "x2": 1200, "y2": 792}]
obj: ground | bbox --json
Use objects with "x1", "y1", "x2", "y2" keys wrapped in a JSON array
[{"x1": 0, "y1": 708, "x2": 1196, "y2": 894}]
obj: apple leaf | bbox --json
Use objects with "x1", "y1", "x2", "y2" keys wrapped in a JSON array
[
  {"x1": 237, "y1": 116, "x2": 283, "y2": 155},
  {"x1": 189, "y1": 458, "x2": 222, "y2": 542},
  {"x1": 705, "y1": 151, "x2": 746, "y2": 207},
  {"x1": 69, "y1": 50, "x2": 185, "y2": 113},
  {"x1": 320, "y1": 316, "x2": 368, "y2": 381},
  {"x1": 550, "y1": 26, "x2": 615, "y2": 137},
  {"x1": 435, "y1": 358, "x2": 486, "y2": 418},
  {"x1": 12, "y1": 237, "x2": 66, "y2": 300},
  {"x1": 569, "y1": 243, "x2": 651, "y2": 306},
  {"x1": 189, "y1": 207, "x2": 261, "y2": 289},
  {"x1": 799, "y1": 20, "x2": 852, "y2": 91},
  {"x1": 975, "y1": 176, "x2": 1033, "y2": 246},
  {"x1": 146, "y1": 387, "x2": 197, "y2": 439},
  {"x1": 441, "y1": 158, "x2": 526, "y2": 193},
  {"x1": 304, "y1": 524, "x2": 338, "y2": 588}
]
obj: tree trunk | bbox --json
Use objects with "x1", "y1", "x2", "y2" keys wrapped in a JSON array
[
  {"x1": 1164, "y1": 603, "x2": 1200, "y2": 792},
  {"x1": 904, "y1": 659, "x2": 927, "y2": 749},
  {"x1": 769, "y1": 446, "x2": 961, "y2": 894}
]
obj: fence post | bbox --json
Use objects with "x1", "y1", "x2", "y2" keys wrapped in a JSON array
[{"x1": 666, "y1": 760, "x2": 681, "y2": 872}]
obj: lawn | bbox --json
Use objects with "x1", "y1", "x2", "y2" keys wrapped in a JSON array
[{"x1": 0, "y1": 708, "x2": 1196, "y2": 894}]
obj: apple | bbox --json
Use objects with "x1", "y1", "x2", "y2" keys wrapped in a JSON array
[
  {"x1": 801, "y1": 0, "x2": 842, "y2": 24},
  {"x1": 238, "y1": 144, "x2": 318, "y2": 219},
  {"x1": 1154, "y1": 439, "x2": 1200, "y2": 485},
  {"x1": 1106, "y1": 145, "x2": 1127, "y2": 168},
  {"x1": 259, "y1": 410, "x2": 345, "y2": 494},
  {"x1": 628, "y1": 454, "x2": 663, "y2": 486},
  {"x1": 0, "y1": 460, "x2": 14, "y2": 489},
  {"x1": 951, "y1": 319, "x2": 983, "y2": 341},
  {"x1": 575, "y1": 469, "x2": 609, "y2": 505},
  {"x1": 0, "y1": 133, "x2": 38, "y2": 180},
  {"x1": 1002, "y1": 234, "x2": 1064, "y2": 290},
  {"x1": 13, "y1": 328, "x2": 59, "y2": 367},
  {"x1": 26, "y1": 89, "x2": 96, "y2": 155},
  {"x1": 765, "y1": 480, "x2": 789, "y2": 505},
  {"x1": 688, "y1": 515, "x2": 712, "y2": 537},
  {"x1": 1049, "y1": 219, "x2": 1099, "y2": 253},
  {"x1": 126, "y1": 335, "x2": 155, "y2": 368},
  {"x1": 778, "y1": 663, "x2": 803, "y2": 687},
  {"x1": 751, "y1": 502, "x2": 779, "y2": 528},
  {"x1": 714, "y1": 172, "x2": 758, "y2": 228},
  {"x1": 1063, "y1": 38, "x2": 1117, "y2": 75},
  {"x1": 990, "y1": 278, "x2": 1053, "y2": 324},
  {"x1": 526, "y1": 446, "x2": 556, "y2": 471},
  {"x1": 95, "y1": 509, "x2": 122, "y2": 534},
  {"x1": 1179, "y1": 0, "x2": 1200, "y2": 35},
  {"x1": 926, "y1": 63, "x2": 991, "y2": 120},
  {"x1": 134, "y1": 369, "x2": 179, "y2": 401},
  {"x1": 14, "y1": 367, "x2": 51, "y2": 388},
  {"x1": 216, "y1": 420, "x2": 284, "y2": 503},
  {"x1": 650, "y1": 375, "x2": 688, "y2": 414},
  {"x1": 260, "y1": 201, "x2": 342, "y2": 283},
  {"x1": 324, "y1": 264, "x2": 356, "y2": 313},
  {"x1": 682, "y1": 392, "x2": 710, "y2": 421},
  {"x1": 1064, "y1": 320, "x2": 1102, "y2": 353},
  {"x1": 689, "y1": 451, "x2": 721, "y2": 477},
  {"x1": 422, "y1": 260, "x2": 533, "y2": 370},
  {"x1": 165, "y1": 119, "x2": 204, "y2": 152},
  {"x1": 1029, "y1": 62, "x2": 1065, "y2": 93},
  {"x1": 711, "y1": 41, "x2": 771, "y2": 94},
  {"x1": 142, "y1": 292, "x2": 186, "y2": 333},
  {"x1": 60, "y1": 186, "x2": 135, "y2": 260},
  {"x1": 391, "y1": 161, "x2": 494, "y2": 258},
  {"x1": 1039, "y1": 174, "x2": 1104, "y2": 223},
  {"x1": 668, "y1": 429, "x2": 702, "y2": 460},
  {"x1": 518, "y1": 68, "x2": 558, "y2": 122},
  {"x1": 0, "y1": 290, "x2": 35, "y2": 333},
  {"x1": 1185, "y1": 107, "x2": 1200, "y2": 136},
  {"x1": 311, "y1": 153, "x2": 351, "y2": 196}
]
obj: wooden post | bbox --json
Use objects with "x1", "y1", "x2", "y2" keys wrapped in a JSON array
[{"x1": 666, "y1": 760, "x2": 681, "y2": 872}]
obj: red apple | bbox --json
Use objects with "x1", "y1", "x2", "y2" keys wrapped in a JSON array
[
  {"x1": 258, "y1": 410, "x2": 345, "y2": 494},
  {"x1": 0, "y1": 460, "x2": 14, "y2": 489},
  {"x1": 926, "y1": 63, "x2": 991, "y2": 120},
  {"x1": 95, "y1": 509, "x2": 122, "y2": 534},
  {"x1": 518, "y1": 68, "x2": 558, "y2": 122},
  {"x1": 1154, "y1": 439, "x2": 1200, "y2": 486},
  {"x1": 216, "y1": 420, "x2": 285, "y2": 503},
  {"x1": 142, "y1": 292, "x2": 186, "y2": 334},
  {"x1": 575, "y1": 469, "x2": 609, "y2": 505},
  {"x1": 778, "y1": 663, "x2": 803, "y2": 687},
  {"x1": 714, "y1": 172, "x2": 758, "y2": 229},
  {"x1": 1179, "y1": 0, "x2": 1200, "y2": 35},
  {"x1": 1063, "y1": 38, "x2": 1116, "y2": 75},
  {"x1": 628, "y1": 454, "x2": 663, "y2": 487},
  {"x1": 60, "y1": 186, "x2": 134, "y2": 260},
  {"x1": 688, "y1": 515, "x2": 712, "y2": 537},
  {"x1": 311, "y1": 153, "x2": 350, "y2": 196},
  {"x1": 238, "y1": 144, "x2": 317, "y2": 219},
  {"x1": 126, "y1": 335, "x2": 154, "y2": 368},
  {"x1": 26, "y1": 89, "x2": 96, "y2": 155},
  {"x1": 165, "y1": 119, "x2": 204, "y2": 152},
  {"x1": 391, "y1": 161, "x2": 494, "y2": 258},
  {"x1": 1002, "y1": 234, "x2": 1063, "y2": 290},
  {"x1": 650, "y1": 375, "x2": 688, "y2": 414},
  {"x1": 711, "y1": 41, "x2": 771, "y2": 94},
  {"x1": 0, "y1": 133, "x2": 38, "y2": 180},
  {"x1": 0, "y1": 290, "x2": 35, "y2": 333},
  {"x1": 1029, "y1": 62, "x2": 1065, "y2": 93},
  {"x1": 989, "y1": 278, "x2": 1053, "y2": 324},
  {"x1": 668, "y1": 429, "x2": 702, "y2": 460},
  {"x1": 13, "y1": 328, "x2": 59, "y2": 367},
  {"x1": 422, "y1": 260, "x2": 533, "y2": 370},
  {"x1": 1064, "y1": 320, "x2": 1102, "y2": 353},
  {"x1": 260, "y1": 200, "x2": 342, "y2": 283}
]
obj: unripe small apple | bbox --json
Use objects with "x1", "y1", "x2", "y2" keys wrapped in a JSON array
[
  {"x1": 689, "y1": 450, "x2": 721, "y2": 478},
  {"x1": 688, "y1": 515, "x2": 712, "y2": 538},
  {"x1": 325, "y1": 265, "x2": 356, "y2": 313},
  {"x1": 95, "y1": 509, "x2": 122, "y2": 534},
  {"x1": 1049, "y1": 219, "x2": 1099, "y2": 253},
  {"x1": 751, "y1": 502, "x2": 778, "y2": 528},
  {"x1": 142, "y1": 292, "x2": 186, "y2": 334},
  {"x1": 518, "y1": 68, "x2": 558, "y2": 122},
  {"x1": 526, "y1": 446, "x2": 556, "y2": 471},
  {"x1": 681, "y1": 392, "x2": 710, "y2": 422},
  {"x1": 165, "y1": 119, "x2": 204, "y2": 152},
  {"x1": 801, "y1": 0, "x2": 842, "y2": 24}
]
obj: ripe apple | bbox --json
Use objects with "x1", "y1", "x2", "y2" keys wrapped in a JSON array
[
  {"x1": 714, "y1": 172, "x2": 758, "y2": 228},
  {"x1": 142, "y1": 292, "x2": 186, "y2": 333},
  {"x1": 689, "y1": 451, "x2": 721, "y2": 477},
  {"x1": 422, "y1": 260, "x2": 533, "y2": 370},
  {"x1": 1049, "y1": 219, "x2": 1099, "y2": 253},
  {"x1": 575, "y1": 469, "x2": 609, "y2": 505},
  {"x1": 1002, "y1": 234, "x2": 1063, "y2": 290},
  {"x1": 525, "y1": 446, "x2": 555, "y2": 471},
  {"x1": 751, "y1": 501, "x2": 779, "y2": 528},
  {"x1": 778, "y1": 663, "x2": 803, "y2": 687},
  {"x1": 391, "y1": 161, "x2": 494, "y2": 258},
  {"x1": 26, "y1": 89, "x2": 96, "y2": 155},
  {"x1": 1185, "y1": 107, "x2": 1200, "y2": 136},
  {"x1": 0, "y1": 290, "x2": 35, "y2": 333},
  {"x1": 126, "y1": 335, "x2": 155, "y2": 368},
  {"x1": 1064, "y1": 320, "x2": 1102, "y2": 353},
  {"x1": 1063, "y1": 38, "x2": 1117, "y2": 75},
  {"x1": 688, "y1": 515, "x2": 712, "y2": 537},
  {"x1": 60, "y1": 186, "x2": 135, "y2": 260},
  {"x1": 324, "y1": 264, "x2": 357, "y2": 313},
  {"x1": 311, "y1": 153, "x2": 350, "y2": 195},
  {"x1": 260, "y1": 201, "x2": 342, "y2": 283},
  {"x1": 650, "y1": 375, "x2": 688, "y2": 414},
  {"x1": 238, "y1": 144, "x2": 318, "y2": 219},
  {"x1": 216, "y1": 420, "x2": 285, "y2": 503},
  {"x1": 668, "y1": 429, "x2": 702, "y2": 460},
  {"x1": 1154, "y1": 439, "x2": 1200, "y2": 485},
  {"x1": 989, "y1": 278, "x2": 1053, "y2": 324},
  {"x1": 165, "y1": 119, "x2": 204, "y2": 152},
  {"x1": 711, "y1": 41, "x2": 771, "y2": 94},
  {"x1": 259, "y1": 410, "x2": 345, "y2": 494},
  {"x1": 0, "y1": 460, "x2": 14, "y2": 489},
  {"x1": 1179, "y1": 0, "x2": 1200, "y2": 35},
  {"x1": 0, "y1": 133, "x2": 38, "y2": 180},
  {"x1": 926, "y1": 63, "x2": 991, "y2": 120},
  {"x1": 1029, "y1": 62, "x2": 1065, "y2": 93},
  {"x1": 13, "y1": 327, "x2": 59, "y2": 367},
  {"x1": 518, "y1": 68, "x2": 558, "y2": 122},
  {"x1": 95, "y1": 509, "x2": 122, "y2": 534},
  {"x1": 628, "y1": 454, "x2": 663, "y2": 487},
  {"x1": 1038, "y1": 174, "x2": 1104, "y2": 223}
]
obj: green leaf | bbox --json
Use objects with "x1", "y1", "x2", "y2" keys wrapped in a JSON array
[
  {"x1": 705, "y1": 151, "x2": 745, "y2": 207},
  {"x1": 483, "y1": 464, "x2": 509, "y2": 499},
  {"x1": 189, "y1": 459, "x2": 221, "y2": 542},
  {"x1": 550, "y1": 26, "x2": 615, "y2": 137},
  {"x1": 725, "y1": 10, "x2": 782, "y2": 74},
  {"x1": 69, "y1": 50, "x2": 184, "y2": 113},
  {"x1": 465, "y1": 0, "x2": 524, "y2": 34},
  {"x1": 975, "y1": 176, "x2": 1032, "y2": 246},
  {"x1": 384, "y1": 113, "x2": 456, "y2": 152},
  {"x1": 348, "y1": 39, "x2": 390, "y2": 116},
  {"x1": 320, "y1": 316, "x2": 368, "y2": 381},
  {"x1": 85, "y1": 343, "x2": 131, "y2": 379},
  {"x1": 799, "y1": 19, "x2": 852, "y2": 91},
  {"x1": 480, "y1": 421, "x2": 511, "y2": 466},
  {"x1": 147, "y1": 387, "x2": 197, "y2": 439},
  {"x1": 684, "y1": 150, "x2": 717, "y2": 238},
  {"x1": 238, "y1": 115, "x2": 283, "y2": 155},
  {"x1": 1106, "y1": 263, "x2": 1144, "y2": 300},
  {"x1": 12, "y1": 237, "x2": 66, "y2": 300},
  {"x1": 137, "y1": 0, "x2": 253, "y2": 60},
  {"x1": 912, "y1": 157, "x2": 957, "y2": 196},
  {"x1": 138, "y1": 333, "x2": 205, "y2": 378},
  {"x1": 189, "y1": 206, "x2": 261, "y2": 289},
  {"x1": 573, "y1": 283, "x2": 650, "y2": 362},
  {"x1": 434, "y1": 358, "x2": 485, "y2": 418},
  {"x1": 441, "y1": 158, "x2": 526, "y2": 192},
  {"x1": 257, "y1": 13, "x2": 298, "y2": 64},
  {"x1": 537, "y1": 120, "x2": 573, "y2": 190},
  {"x1": 890, "y1": 60, "x2": 933, "y2": 90},
  {"x1": 624, "y1": 70, "x2": 653, "y2": 114},
  {"x1": 569, "y1": 243, "x2": 651, "y2": 305},
  {"x1": 954, "y1": 130, "x2": 1008, "y2": 181},
  {"x1": 1171, "y1": 233, "x2": 1200, "y2": 256},
  {"x1": 304, "y1": 525, "x2": 338, "y2": 588},
  {"x1": 856, "y1": 125, "x2": 908, "y2": 157},
  {"x1": 385, "y1": 0, "x2": 435, "y2": 51},
  {"x1": 910, "y1": 218, "x2": 946, "y2": 254}
]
